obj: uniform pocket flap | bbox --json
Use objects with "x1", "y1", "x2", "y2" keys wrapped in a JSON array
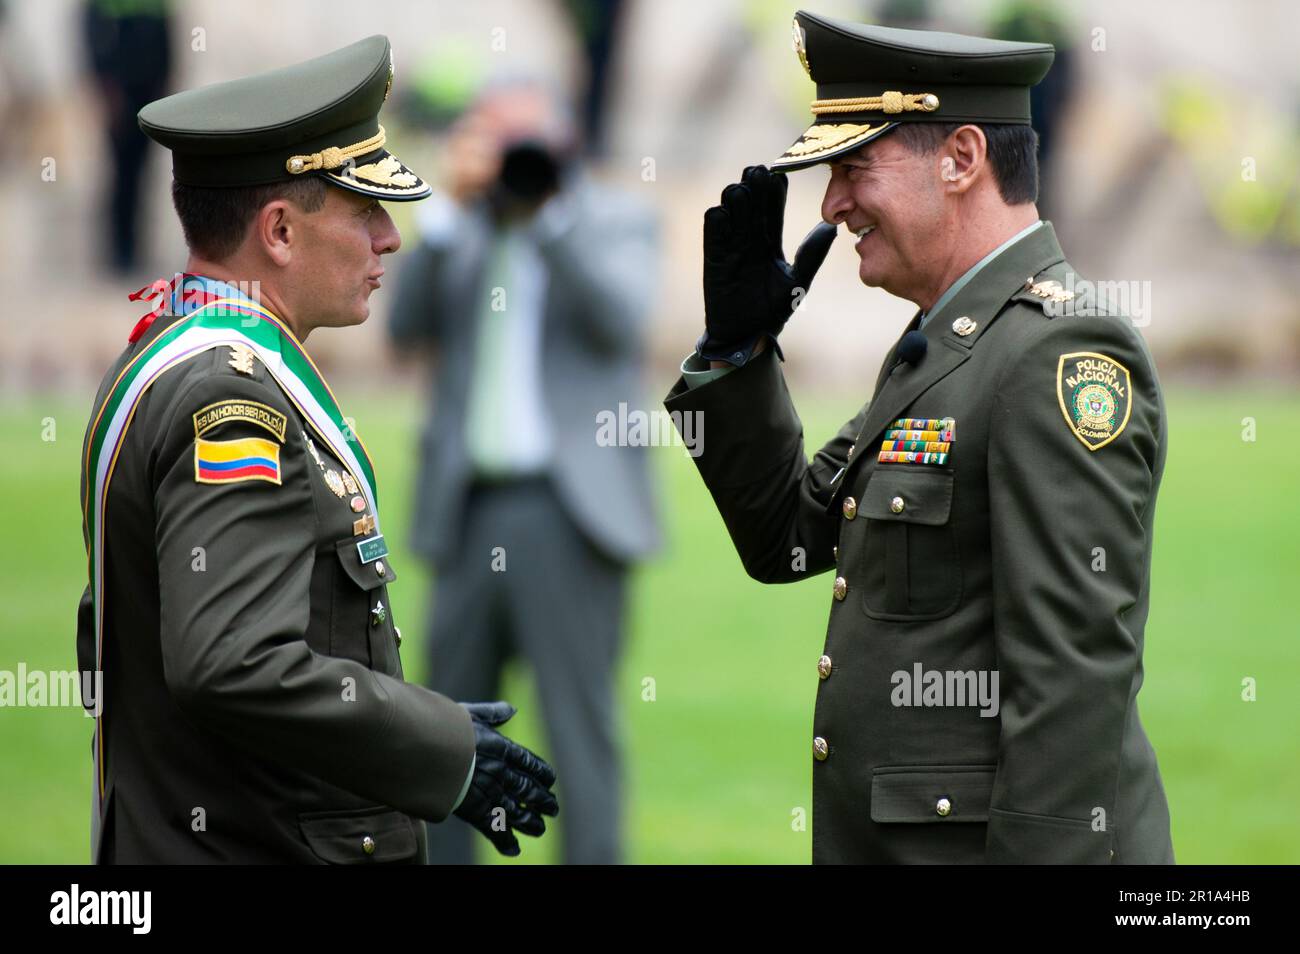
[
  {"x1": 298, "y1": 807, "x2": 417, "y2": 863},
  {"x1": 334, "y1": 536, "x2": 396, "y2": 591},
  {"x1": 861, "y1": 468, "x2": 954, "y2": 525},
  {"x1": 870, "y1": 764, "x2": 995, "y2": 823}
]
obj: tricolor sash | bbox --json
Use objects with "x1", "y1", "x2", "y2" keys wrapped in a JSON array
[{"x1": 82, "y1": 276, "x2": 382, "y2": 819}]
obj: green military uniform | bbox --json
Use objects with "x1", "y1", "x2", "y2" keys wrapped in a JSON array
[
  {"x1": 665, "y1": 12, "x2": 1174, "y2": 864},
  {"x1": 77, "y1": 36, "x2": 476, "y2": 863}
]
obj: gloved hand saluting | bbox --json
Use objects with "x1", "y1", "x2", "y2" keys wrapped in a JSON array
[
  {"x1": 698, "y1": 164, "x2": 838, "y2": 365},
  {"x1": 453, "y1": 701, "x2": 559, "y2": 857}
]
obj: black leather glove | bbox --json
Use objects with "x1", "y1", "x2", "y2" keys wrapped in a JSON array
[
  {"x1": 453, "y1": 701, "x2": 559, "y2": 857},
  {"x1": 698, "y1": 164, "x2": 838, "y2": 365}
]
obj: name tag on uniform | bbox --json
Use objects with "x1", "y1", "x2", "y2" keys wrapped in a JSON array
[{"x1": 357, "y1": 534, "x2": 389, "y2": 565}]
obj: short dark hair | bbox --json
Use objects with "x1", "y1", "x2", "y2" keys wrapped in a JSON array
[
  {"x1": 170, "y1": 176, "x2": 329, "y2": 262},
  {"x1": 891, "y1": 122, "x2": 1039, "y2": 205}
]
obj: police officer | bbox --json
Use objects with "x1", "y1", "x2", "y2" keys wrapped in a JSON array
[
  {"x1": 665, "y1": 11, "x2": 1174, "y2": 864},
  {"x1": 77, "y1": 36, "x2": 558, "y2": 863}
]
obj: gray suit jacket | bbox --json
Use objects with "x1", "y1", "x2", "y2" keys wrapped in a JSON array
[{"x1": 389, "y1": 177, "x2": 661, "y2": 566}]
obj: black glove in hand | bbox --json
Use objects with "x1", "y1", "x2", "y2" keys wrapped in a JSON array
[
  {"x1": 453, "y1": 701, "x2": 559, "y2": 857},
  {"x1": 699, "y1": 164, "x2": 838, "y2": 364}
]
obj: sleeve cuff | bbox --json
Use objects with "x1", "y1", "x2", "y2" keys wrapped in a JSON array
[
  {"x1": 451, "y1": 753, "x2": 475, "y2": 813},
  {"x1": 681, "y1": 351, "x2": 737, "y2": 390}
]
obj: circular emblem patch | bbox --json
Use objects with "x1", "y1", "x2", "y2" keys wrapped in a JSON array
[{"x1": 1073, "y1": 382, "x2": 1117, "y2": 431}]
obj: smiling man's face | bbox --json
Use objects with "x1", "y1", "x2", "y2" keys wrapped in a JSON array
[{"x1": 819, "y1": 131, "x2": 949, "y2": 304}]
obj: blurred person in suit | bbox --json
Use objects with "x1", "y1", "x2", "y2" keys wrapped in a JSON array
[
  {"x1": 389, "y1": 78, "x2": 660, "y2": 864},
  {"x1": 82, "y1": 0, "x2": 173, "y2": 273}
]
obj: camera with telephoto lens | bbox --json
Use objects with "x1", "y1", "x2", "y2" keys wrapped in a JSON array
[{"x1": 494, "y1": 139, "x2": 562, "y2": 204}]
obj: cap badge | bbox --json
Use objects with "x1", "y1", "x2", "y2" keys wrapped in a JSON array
[{"x1": 792, "y1": 19, "x2": 811, "y2": 77}]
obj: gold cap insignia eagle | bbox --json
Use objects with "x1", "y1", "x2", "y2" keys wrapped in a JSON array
[
  {"x1": 351, "y1": 154, "x2": 419, "y2": 188},
  {"x1": 782, "y1": 122, "x2": 890, "y2": 158}
]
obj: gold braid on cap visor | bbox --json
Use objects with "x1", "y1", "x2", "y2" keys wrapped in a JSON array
[
  {"x1": 811, "y1": 92, "x2": 940, "y2": 116},
  {"x1": 285, "y1": 125, "x2": 387, "y2": 174}
]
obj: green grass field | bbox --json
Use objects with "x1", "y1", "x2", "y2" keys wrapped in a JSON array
[{"x1": 2, "y1": 384, "x2": 1297, "y2": 864}]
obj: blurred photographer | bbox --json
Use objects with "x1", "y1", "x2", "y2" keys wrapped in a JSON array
[{"x1": 389, "y1": 79, "x2": 660, "y2": 864}]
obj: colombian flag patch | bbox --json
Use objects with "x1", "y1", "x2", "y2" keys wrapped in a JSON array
[{"x1": 194, "y1": 436, "x2": 281, "y2": 485}]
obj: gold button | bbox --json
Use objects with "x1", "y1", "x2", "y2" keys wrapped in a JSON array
[
  {"x1": 890, "y1": 496, "x2": 905, "y2": 514},
  {"x1": 362, "y1": 835, "x2": 376, "y2": 855},
  {"x1": 832, "y1": 576, "x2": 847, "y2": 601},
  {"x1": 817, "y1": 655, "x2": 832, "y2": 679},
  {"x1": 832, "y1": 545, "x2": 838, "y2": 562},
  {"x1": 375, "y1": 561, "x2": 386, "y2": 577},
  {"x1": 936, "y1": 797, "x2": 952, "y2": 817},
  {"x1": 842, "y1": 496, "x2": 857, "y2": 520},
  {"x1": 812, "y1": 737, "x2": 829, "y2": 761},
  {"x1": 922, "y1": 93, "x2": 940, "y2": 110}
]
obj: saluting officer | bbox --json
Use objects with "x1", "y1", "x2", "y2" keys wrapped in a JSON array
[
  {"x1": 77, "y1": 36, "x2": 557, "y2": 863},
  {"x1": 666, "y1": 11, "x2": 1174, "y2": 864}
]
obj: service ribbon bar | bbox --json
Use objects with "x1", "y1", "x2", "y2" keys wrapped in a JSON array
[
  {"x1": 881, "y1": 440, "x2": 951, "y2": 453},
  {"x1": 884, "y1": 428, "x2": 955, "y2": 443},
  {"x1": 890, "y1": 417, "x2": 955, "y2": 436},
  {"x1": 878, "y1": 450, "x2": 950, "y2": 466}
]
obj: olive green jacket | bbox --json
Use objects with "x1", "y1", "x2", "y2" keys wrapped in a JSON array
[
  {"x1": 665, "y1": 223, "x2": 1174, "y2": 864},
  {"x1": 77, "y1": 305, "x2": 474, "y2": 864}
]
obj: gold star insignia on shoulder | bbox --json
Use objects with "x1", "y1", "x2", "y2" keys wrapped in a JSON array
[
  {"x1": 1026, "y1": 278, "x2": 1075, "y2": 304},
  {"x1": 228, "y1": 343, "x2": 257, "y2": 375}
]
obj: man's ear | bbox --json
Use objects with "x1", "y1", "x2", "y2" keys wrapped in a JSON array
[
  {"x1": 255, "y1": 200, "x2": 295, "y2": 267},
  {"x1": 941, "y1": 124, "x2": 987, "y2": 195}
]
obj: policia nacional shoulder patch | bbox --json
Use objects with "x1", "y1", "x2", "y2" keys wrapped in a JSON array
[{"x1": 1057, "y1": 352, "x2": 1132, "y2": 451}]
